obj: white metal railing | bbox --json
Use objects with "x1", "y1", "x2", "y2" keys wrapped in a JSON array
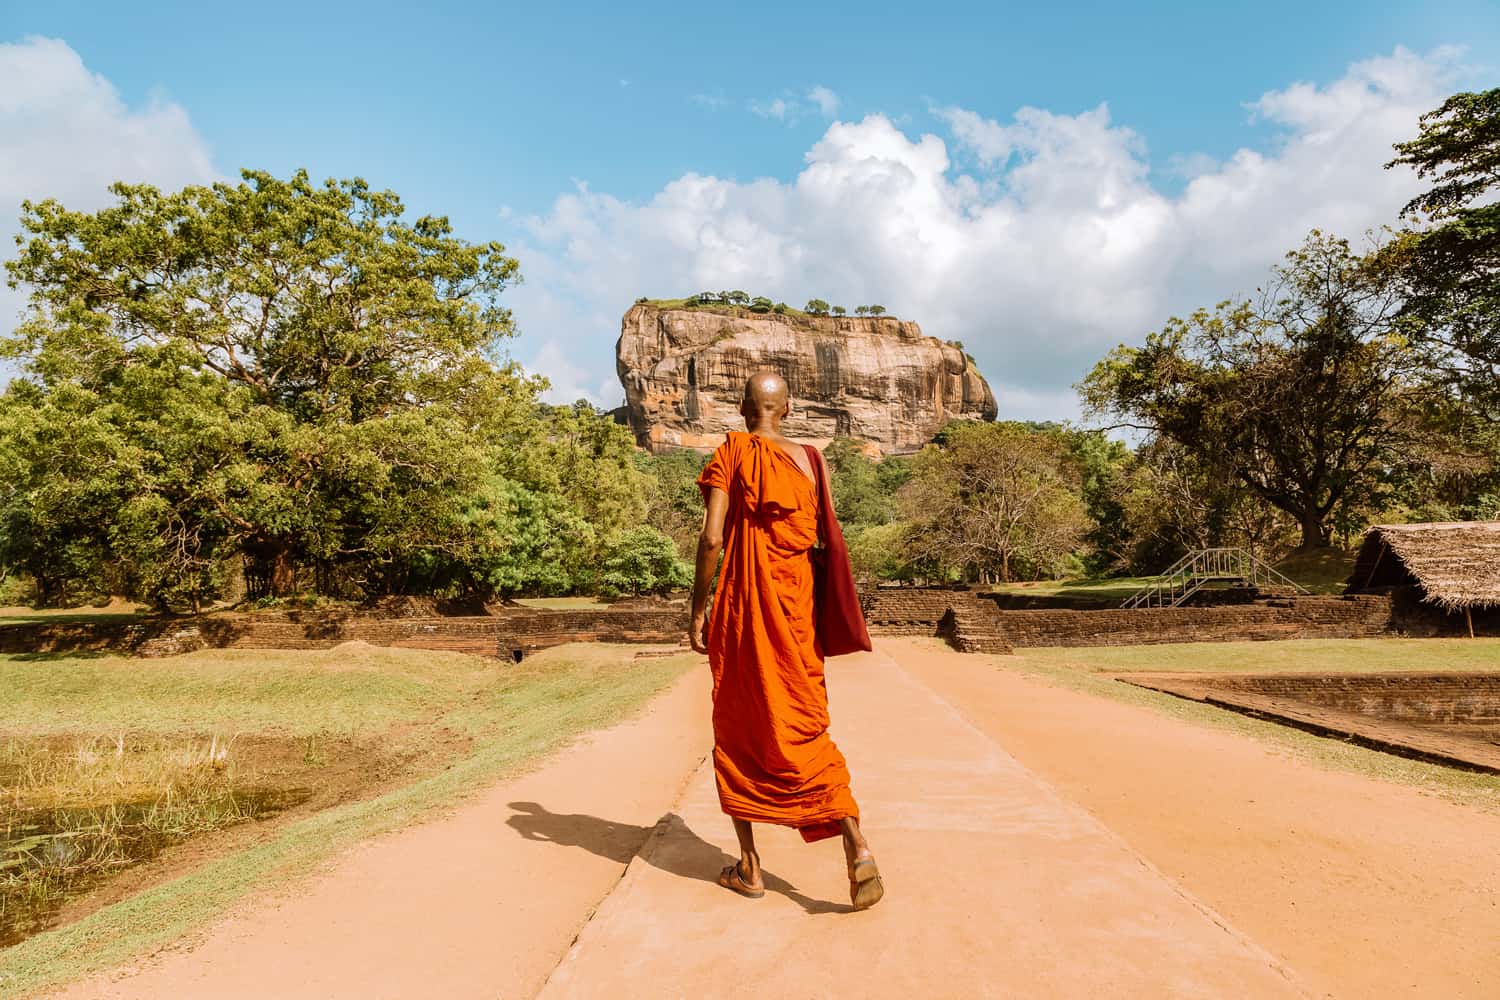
[{"x1": 1121, "y1": 547, "x2": 1309, "y2": 609}]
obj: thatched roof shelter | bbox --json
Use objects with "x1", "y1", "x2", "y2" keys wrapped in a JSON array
[{"x1": 1346, "y1": 522, "x2": 1500, "y2": 610}]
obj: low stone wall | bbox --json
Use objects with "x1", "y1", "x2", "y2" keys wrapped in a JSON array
[
  {"x1": 1207, "y1": 672, "x2": 1500, "y2": 725},
  {"x1": 860, "y1": 588, "x2": 1398, "y2": 650},
  {"x1": 861, "y1": 589, "x2": 967, "y2": 635},
  {"x1": 0, "y1": 608, "x2": 688, "y2": 660},
  {"x1": 1122, "y1": 671, "x2": 1500, "y2": 772},
  {"x1": 986, "y1": 595, "x2": 1396, "y2": 649}
]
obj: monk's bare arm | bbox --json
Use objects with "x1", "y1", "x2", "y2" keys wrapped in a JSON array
[{"x1": 689, "y1": 487, "x2": 729, "y2": 654}]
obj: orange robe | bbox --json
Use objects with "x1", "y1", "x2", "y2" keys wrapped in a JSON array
[{"x1": 697, "y1": 431, "x2": 859, "y2": 843}]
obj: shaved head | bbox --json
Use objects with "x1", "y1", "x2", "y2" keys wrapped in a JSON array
[
  {"x1": 743, "y1": 371, "x2": 789, "y2": 406},
  {"x1": 740, "y1": 370, "x2": 791, "y2": 432}
]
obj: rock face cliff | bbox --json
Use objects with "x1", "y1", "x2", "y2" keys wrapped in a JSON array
[{"x1": 616, "y1": 303, "x2": 997, "y2": 455}]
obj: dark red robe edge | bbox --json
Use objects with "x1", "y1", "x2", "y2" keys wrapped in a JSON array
[{"x1": 805, "y1": 445, "x2": 873, "y2": 657}]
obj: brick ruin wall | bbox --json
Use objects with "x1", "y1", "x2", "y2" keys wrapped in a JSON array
[
  {"x1": 860, "y1": 590, "x2": 967, "y2": 635},
  {"x1": 979, "y1": 595, "x2": 1397, "y2": 648},
  {"x1": 862, "y1": 588, "x2": 1402, "y2": 649},
  {"x1": 1203, "y1": 672, "x2": 1500, "y2": 725},
  {"x1": 4, "y1": 586, "x2": 1491, "y2": 660},
  {"x1": 1122, "y1": 671, "x2": 1500, "y2": 773},
  {"x1": 0, "y1": 608, "x2": 688, "y2": 660}
]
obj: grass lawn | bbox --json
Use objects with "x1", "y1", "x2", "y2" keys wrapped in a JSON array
[
  {"x1": 511, "y1": 596, "x2": 611, "y2": 610},
  {"x1": 987, "y1": 577, "x2": 1157, "y2": 601},
  {"x1": 0, "y1": 642, "x2": 695, "y2": 997},
  {"x1": 1273, "y1": 547, "x2": 1357, "y2": 594},
  {"x1": 0, "y1": 604, "x2": 145, "y2": 626}
]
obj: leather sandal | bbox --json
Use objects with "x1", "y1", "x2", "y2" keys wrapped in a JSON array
[
  {"x1": 718, "y1": 861, "x2": 766, "y2": 899},
  {"x1": 848, "y1": 856, "x2": 885, "y2": 910}
]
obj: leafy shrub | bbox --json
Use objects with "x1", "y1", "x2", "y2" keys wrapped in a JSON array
[{"x1": 597, "y1": 527, "x2": 691, "y2": 599}]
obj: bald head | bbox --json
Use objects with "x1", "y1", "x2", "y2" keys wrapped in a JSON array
[
  {"x1": 743, "y1": 371, "x2": 788, "y2": 406},
  {"x1": 740, "y1": 371, "x2": 790, "y2": 431}
]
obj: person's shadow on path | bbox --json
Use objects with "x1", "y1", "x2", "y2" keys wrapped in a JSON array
[{"x1": 505, "y1": 801, "x2": 849, "y2": 915}]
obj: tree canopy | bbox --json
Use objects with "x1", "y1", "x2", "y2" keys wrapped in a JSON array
[
  {"x1": 900, "y1": 422, "x2": 1090, "y2": 582},
  {"x1": 1082, "y1": 231, "x2": 1430, "y2": 550},
  {"x1": 0, "y1": 170, "x2": 683, "y2": 609},
  {"x1": 1386, "y1": 87, "x2": 1500, "y2": 417}
]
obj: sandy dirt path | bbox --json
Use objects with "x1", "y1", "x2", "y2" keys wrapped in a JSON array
[
  {"x1": 50, "y1": 669, "x2": 714, "y2": 1000},
  {"x1": 539, "y1": 648, "x2": 1303, "y2": 999},
  {"x1": 896, "y1": 639, "x2": 1500, "y2": 999}
]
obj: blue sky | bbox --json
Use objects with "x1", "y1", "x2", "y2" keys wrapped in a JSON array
[{"x1": 2, "y1": 1, "x2": 1497, "y2": 416}]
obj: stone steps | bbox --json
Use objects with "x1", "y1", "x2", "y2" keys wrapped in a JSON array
[{"x1": 942, "y1": 605, "x2": 1015, "y2": 655}]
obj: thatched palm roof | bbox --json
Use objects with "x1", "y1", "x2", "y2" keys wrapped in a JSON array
[{"x1": 1347, "y1": 522, "x2": 1500, "y2": 610}]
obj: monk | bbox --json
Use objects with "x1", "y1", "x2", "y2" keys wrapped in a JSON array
[{"x1": 689, "y1": 371, "x2": 884, "y2": 910}]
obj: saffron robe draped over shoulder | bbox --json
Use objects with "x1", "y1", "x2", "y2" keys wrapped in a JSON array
[{"x1": 697, "y1": 431, "x2": 859, "y2": 843}]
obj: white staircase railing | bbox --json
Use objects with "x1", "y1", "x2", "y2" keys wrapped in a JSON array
[{"x1": 1121, "y1": 548, "x2": 1309, "y2": 609}]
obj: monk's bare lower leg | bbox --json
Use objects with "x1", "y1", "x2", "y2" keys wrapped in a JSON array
[
  {"x1": 731, "y1": 818, "x2": 763, "y2": 886},
  {"x1": 839, "y1": 817, "x2": 873, "y2": 868}
]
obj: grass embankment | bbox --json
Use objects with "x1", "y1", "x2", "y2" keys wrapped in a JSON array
[
  {"x1": 0, "y1": 642, "x2": 695, "y2": 997},
  {"x1": 987, "y1": 547, "x2": 1358, "y2": 602},
  {"x1": 1004, "y1": 638, "x2": 1500, "y2": 810},
  {"x1": 511, "y1": 596, "x2": 610, "y2": 610},
  {"x1": 0, "y1": 604, "x2": 144, "y2": 627},
  {"x1": 986, "y1": 577, "x2": 1158, "y2": 601},
  {"x1": 1274, "y1": 546, "x2": 1357, "y2": 593}
]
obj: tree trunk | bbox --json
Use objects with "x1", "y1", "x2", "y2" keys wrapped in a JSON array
[
  {"x1": 247, "y1": 537, "x2": 298, "y2": 597},
  {"x1": 269, "y1": 545, "x2": 296, "y2": 596},
  {"x1": 1296, "y1": 508, "x2": 1329, "y2": 552}
]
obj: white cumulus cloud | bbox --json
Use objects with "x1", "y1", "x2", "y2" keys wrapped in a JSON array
[
  {"x1": 508, "y1": 47, "x2": 1462, "y2": 420},
  {"x1": 0, "y1": 37, "x2": 219, "y2": 343}
]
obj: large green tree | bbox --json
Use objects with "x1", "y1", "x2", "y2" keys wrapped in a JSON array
[
  {"x1": 1111, "y1": 438, "x2": 1296, "y2": 571},
  {"x1": 899, "y1": 422, "x2": 1091, "y2": 582},
  {"x1": 3, "y1": 169, "x2": 534, "y2": 607},
  {"x1": 636, "y1": 448, "x2": 710, "y2": 559},
  {"x1": 1386, "y1": 88, "x2": 1500, "y2": 416},
  {"x1": 823, "y1": 437, "x2": 910, "y2": 527},
  {"x1": 1083, "y1": 231, "x2": 1427, "y2": 551}
]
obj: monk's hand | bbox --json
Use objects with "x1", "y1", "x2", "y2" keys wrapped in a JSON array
[{"x1": 690, "y1": 608, "x2": 709, "y2": 654}]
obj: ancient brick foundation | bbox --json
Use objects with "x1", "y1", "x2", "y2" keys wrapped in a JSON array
[
  {"x1": 0, "y1": 608, "x2": 688, "y2": 660},
  {"x1": 862, "y1": 587, "x2": 1398, "y2": 650},
  {"x1": 974, "y1": 595, "x2": 1396, "y2": 648},
  {"x1": 1122, "y1": 671, "x2": 1500, "y2": 773}
]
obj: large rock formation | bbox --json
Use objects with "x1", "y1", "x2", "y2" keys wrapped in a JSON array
[{"x1": 616, "y1": 303, "x2": 997, "y2": 455}]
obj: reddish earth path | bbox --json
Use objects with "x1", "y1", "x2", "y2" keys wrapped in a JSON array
[{"x1": 52, "y1": 641, "x2": 1500, "y2": 998}]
